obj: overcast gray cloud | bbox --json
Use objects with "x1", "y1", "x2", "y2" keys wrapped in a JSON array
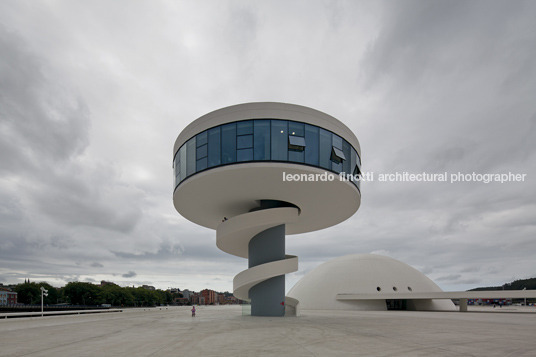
[{"x1": 0, "y1": 0, "x2": 535, "y2": 293}]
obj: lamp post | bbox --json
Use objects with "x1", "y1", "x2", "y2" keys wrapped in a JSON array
[
  {"x1": 523, "y1": 287, "x2": 527, "y2": 306},
  {"x1": 40, "y1": 287, "x2": 48, "y2": 317}
]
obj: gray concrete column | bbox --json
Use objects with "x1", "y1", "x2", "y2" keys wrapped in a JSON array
[
  {"x1": 248, "y1": 224, "x2": 285, "y2": 316},
  {"x1": 459, "y1": 298, "x2": 468, "y2": 312}
]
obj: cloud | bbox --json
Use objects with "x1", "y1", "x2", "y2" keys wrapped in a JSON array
[
  {"x1": 112, "y1": 243, "x2": 184, "y2": 262},
  {"x1": 0, "y1": 1, "x2": 534, "y2": 293},
  {"x1": 122, "y1": 271, "x2": 137, "y2": 278}
]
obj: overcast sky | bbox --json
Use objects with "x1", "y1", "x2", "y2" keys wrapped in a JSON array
[{"x1": 1, "y1": 0, "x2": 535, "y2": 293}]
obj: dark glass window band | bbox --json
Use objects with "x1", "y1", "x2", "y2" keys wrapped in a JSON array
[{"x1": 174, "y1": 119, "x2": 361, "y2": 192}]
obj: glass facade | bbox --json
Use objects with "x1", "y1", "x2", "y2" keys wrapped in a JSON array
[{"x1": 174, "y1": 119, "x2": 361, "y2": 191}]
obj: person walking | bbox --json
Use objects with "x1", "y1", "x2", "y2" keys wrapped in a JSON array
[{"x1": 191, "y1": 305, "x2": 196, "y2": 317}]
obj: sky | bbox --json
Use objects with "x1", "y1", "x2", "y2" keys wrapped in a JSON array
[{"x1": 0, "y1": 0, "x2": 535, "y2": 293}]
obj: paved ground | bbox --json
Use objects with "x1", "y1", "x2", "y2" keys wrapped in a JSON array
[{"x1": 0, "y1": 305, "x2": 535, "y2": 356}]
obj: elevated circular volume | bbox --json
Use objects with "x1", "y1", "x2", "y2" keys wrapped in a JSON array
[{"x1": 173, "y1": 102, "x2": 362, "y2": 316}]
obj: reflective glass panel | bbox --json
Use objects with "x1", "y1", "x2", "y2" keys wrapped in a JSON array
[
  {"x1": 332, "y1": 134, "x2": 343, "y2": 150},
  {"x1": 237, "y1": 120, "x2": 253, "y2": 135},
  {"x1": 332, "y1": 160, "x2": 342, "y2": 173},
  {"x1": 289, "y1": 148, "x2": 304, "y2": 162},
  {"x1": 304, "y1": 124, "x2": 319, "y2": 166},
  {"x1": 288, "y1": 135, "x2": 305, "y2": 162},
  {"x1": 351, "y1": 148, "x2": 358, "y2": 179},
  {"x1": 342, "y1": 140, "x2": 351, "y2": 175},
  {"x1": 174, "y1": 152, "x2": 180, "y2": 178},
  {"x1": 186, "y1": 137, "x2": 196, "y2": 176},
  {"x1": 196, "y1": 157, "x2": 207, "y2": 171},
  {"x1": 208, "y1": 127, "x2": 221, "y2": 167},
  {"x1": 237, "y1": 148, "x2": 253, "y2": 162},
  {"x1": 271, "y1": 120, "x2": 288, "y2": 161},
  {"x1": 179, "y1": 145, "x2": 186, "y2": 182},
  {"x1": 237, "y1": 135, "x2": 253, "y2": 149},
  {"x1": 222, "y1": 123, "x2": 236, "y2": 164},
  {"x1": 196, "y1": 144, "x2": 207, "y2": 159},
  {"x1": 288, "y1": 121, "x2": 304, "y2": 136},
  {"x1": 197, "y1": 131, "x2": 207, "y2": 147},
  {"x1": 319, "y1": 128, "x2": 331, "y2": 169},
  {"x1": 288, "y1": 135, "x2": 306, "y2": 148},
  {"x1": 254, "y1": 120, "x2": 270, "y2": 160}
]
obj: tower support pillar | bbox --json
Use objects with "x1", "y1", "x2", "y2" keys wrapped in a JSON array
[{"x1": 248, "y1": 224, "x2": 285, "y2": 316}]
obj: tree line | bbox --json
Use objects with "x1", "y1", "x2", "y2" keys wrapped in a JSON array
[
  {"x1": 469, "y1": 277, "x2": 536, "y2": 291},
  {"x1": 13, "y1": 281, "x2": 178, "y2": 307}
]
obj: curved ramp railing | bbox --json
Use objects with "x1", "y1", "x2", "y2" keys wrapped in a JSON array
[{"x1": 216, "y1": 206, "x2": 299, "y2": 314}]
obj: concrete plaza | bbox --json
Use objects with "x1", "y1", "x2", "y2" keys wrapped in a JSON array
[{"x1": 1, "y1": 305, "x2": 535, "y2": 356}]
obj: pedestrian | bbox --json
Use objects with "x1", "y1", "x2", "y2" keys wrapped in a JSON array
[{"x1": 191, "y1": 305, "x2": 196, "y2": 317}]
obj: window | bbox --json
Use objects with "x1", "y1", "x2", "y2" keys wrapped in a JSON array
[
  {"x1": 288, "y1": 121, "x2": 304, "y2": 136},
  {"x1": 197, "y1": 131, "x2": 208, "y2": 147},
  {"x1": 304, "y1": 124, "x2": 319, "y2": 166},
  {"x1": 237, "y1": 120, "x2": 253, "y2": 135},
  {"x1": 221, "y1": 123, "x2": 236, "y2": 164},
  {"x1": 179, "y1": 145, "x2": 186, "y2": 182},
  {"x1": 351, "y1": 148, "x2": 358, "y2": 177},
  {"x1": 353, "y1": 163, "x2": 361, "y2": 177},
  {"x1": 332, "y1": 134, "x2": 343, "y2": 150},
  {"x1": 186, "y1": 137, "x2": 196, "y2": 176},
  {"x1": 237, "y1": 148, "x2": 253, "y2": 161},
  {"x1": 208, "y1": 127, "x2": 221, "y2": 167},
  {"x1": 319, "y1": 128, "x2": 331, "y2": 169},
  {"x1": 271, "y1": 120, "x2": 288, "y2": 161},
  {"x1": 342, "y1": 140, "x2": 351, "y2": 175},
  {"x1": 331, "y1": 146, "x2": 346, "y2": 164},
  {"x1": 254, "y1": 120, "x2": 270, "y2": 160},
  {"x1": 196, "y1": 131, "x2": 208, "y2": 171},
  {"x1": 288, "y1": 136, "x2": 306, "y2": 151},
  {"x1": 174, "y1": 152, "x2": 180, "y2": 179},
  {"x1": 288, "y1": 135, "x2": 305, "y2": 162},
  {"x1": 196, "y1": 157, "x2": 207, "y2": 171},
  {"x1": 331, "y1": 146, "x2": 345, "y2": 173},
  {"x1": 237, "y1": 135, "x2": 253, "y2": 149},
  {"x1": 196, "y1": 144, "x2": 207, "y2": 159},
  {"x1": 174, "y1": 154, "x2": 180, "y2": 188}
]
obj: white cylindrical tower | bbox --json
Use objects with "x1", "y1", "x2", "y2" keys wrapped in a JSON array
[{"x1": 173, "y1": 102, "x2": 361, "y2": 316}]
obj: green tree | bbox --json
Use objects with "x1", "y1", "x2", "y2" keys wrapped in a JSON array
[
  {"x1": 101, "y1": 285, "x2": 135, "y2": 306},
  {"x1": 37, "y1": 282, "x2": 59, "y2": 305},
  {"x1": 63, "y1": 282, "x2": 102, "y2": 305},
  {"x1": 14, "y1": 282, "x2": 41, "y2": 304}
]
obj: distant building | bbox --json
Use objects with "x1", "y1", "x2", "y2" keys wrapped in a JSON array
[
  {"x1": 174, "y1": 297, "x2": 189, "y2": 305},
  {"x1": 182, "y1": 289, "x2": 192, "y2": 300},
  {"x1": 191, "y1": 293, "x2": 200, "y2": 305},
  {"x1": 100, "y1": 280, "x2": 118, "y2": 287},
  {"x1": 201, "y1": 289, "x2": 216, "y2": 305},
  {"x1": 141, "y1": 285, "x2": 156, "y2": 291},
  {"x1": 0, "y1": 288, "x2": 17, "y2": 305}
]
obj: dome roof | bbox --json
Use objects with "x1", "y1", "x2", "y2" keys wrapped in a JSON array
[{"x1": 287, "y1": 254, "x2": 455, "y2": 311}]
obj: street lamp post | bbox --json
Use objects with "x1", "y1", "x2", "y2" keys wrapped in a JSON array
[
  {"x1": 40, "y1": 287, "x2": 48, "y2": 317},
  {"x1": 523, "y1": 287, "x2": 527, "y2": 306}
]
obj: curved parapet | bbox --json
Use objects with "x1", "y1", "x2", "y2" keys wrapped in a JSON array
[
  {"x1": 233, "y1": 254, "x2": 298, "y2": 301},
  {"x1": 218, "y1": 205, "x2": 300, "y2": 316},
  {"x1": 216, "y1": 206, "x2": 299, "y2": 258}
]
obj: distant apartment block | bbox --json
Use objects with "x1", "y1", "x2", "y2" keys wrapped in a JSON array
[{"x1": 0, "y1": 288, "x2": 17, "y2": 305}]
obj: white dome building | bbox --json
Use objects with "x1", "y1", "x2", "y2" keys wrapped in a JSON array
[{"x1": 287, "y1": 254, "x2": 456, "y2": 312}]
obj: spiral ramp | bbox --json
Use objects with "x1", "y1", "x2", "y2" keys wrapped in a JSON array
[{"x1": 216, "y1": 206, "x2": 300, "y2": 316}]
